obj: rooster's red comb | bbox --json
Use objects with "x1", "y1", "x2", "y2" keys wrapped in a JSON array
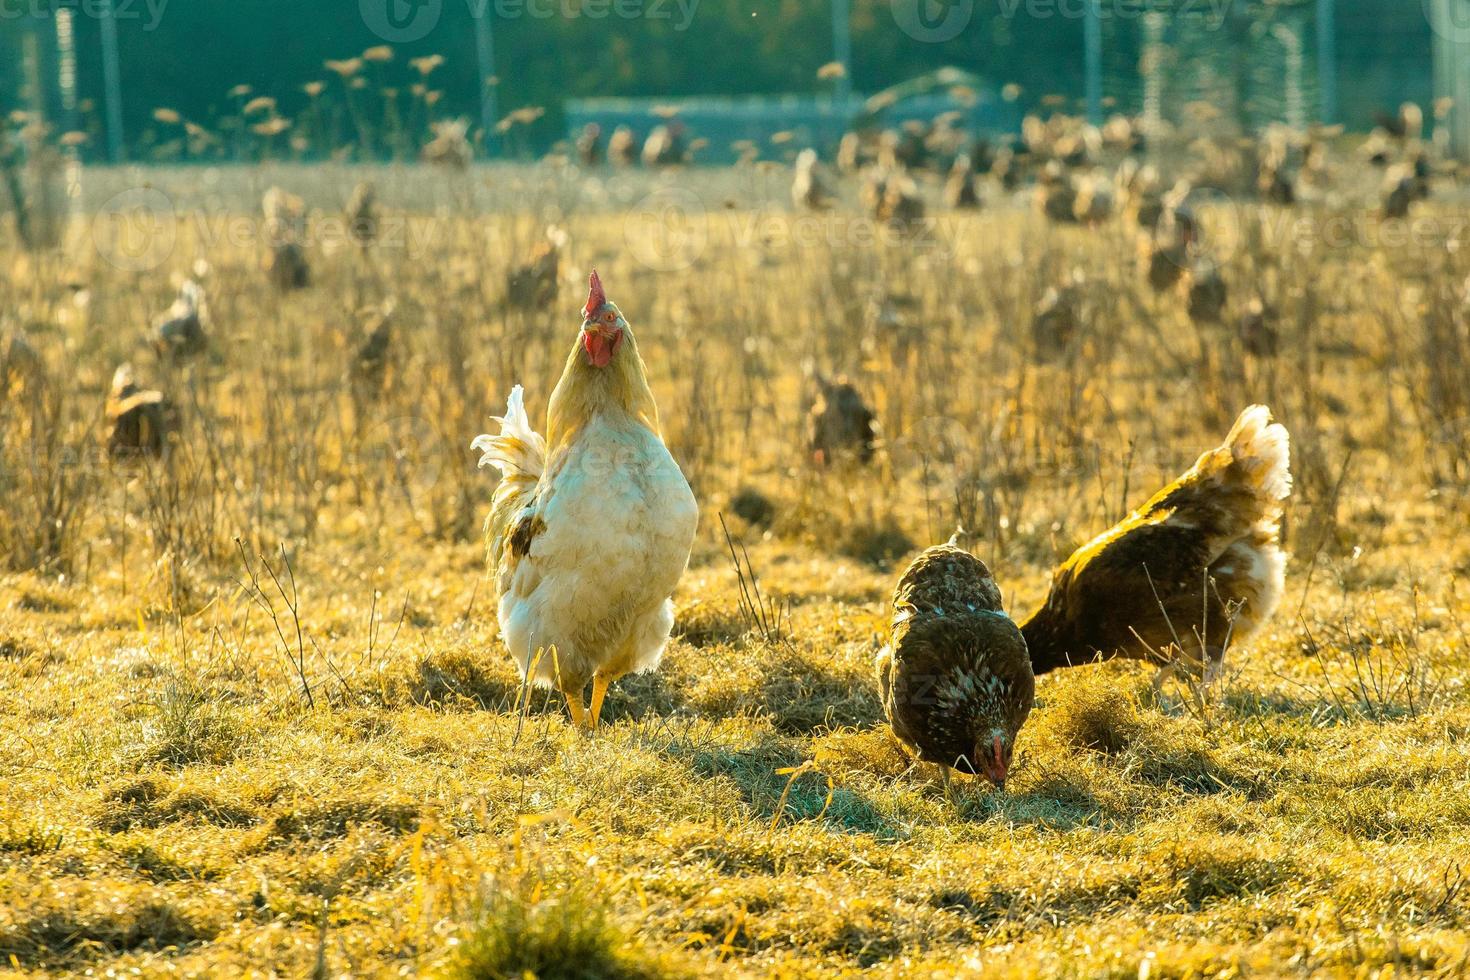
[{"x1": 582, "y1": 270, "x2": 606, "y2": 319}]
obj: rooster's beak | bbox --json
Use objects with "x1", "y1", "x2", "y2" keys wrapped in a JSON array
[
  {"x1": 583, "y1": 322, "x2": 623, "y2": 346},
  {"x1": 581, "y1": 322, "x2": 623, "y2": 368}
]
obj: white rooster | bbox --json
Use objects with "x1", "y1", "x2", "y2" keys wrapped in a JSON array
[{"x1": 472, "y1": 271, "x2": 699, "y2": 729}]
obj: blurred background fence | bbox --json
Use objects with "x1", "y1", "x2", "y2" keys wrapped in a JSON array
[
  {"x1": 1096, "y1": 1, "x2": 1434, "y2": 135},
  {"x1": 0, "y1": 0, "x2": 1458, "y2": 162}
]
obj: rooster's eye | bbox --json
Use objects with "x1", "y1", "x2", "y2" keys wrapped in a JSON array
[{"x1": 604, "y1": 312, "x2": 616, "y2": 323}]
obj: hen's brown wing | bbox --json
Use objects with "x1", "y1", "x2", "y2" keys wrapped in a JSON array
[{"x1": 1023, "y1": 518, "x2": 1230, "y2": 673}]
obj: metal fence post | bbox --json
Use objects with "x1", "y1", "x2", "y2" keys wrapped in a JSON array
[
  {"x1": 1433, "y1": 0, "x2": 1470, "y2": 160},
  {"x1": 1315, "y1": 0, "x2": 1337, "y2": 124},
  {"x1": 99, "y1": 0, "x2": 124, "y2": 162},
  {"x1": 1084, "y1": 0, "x2": 1101, "y2": 126},
  {"x1": 1272, "y1": 23, "x2": 1305, "y2": 132},
  {"x1": 831, "y1": 0, "x2": 852, "y2": 105},
  {"x1": 475, "y1": 9, "x2": 499, "y2": 157},
  {"x1": 1142, "y1": 11, "x2": 1164, "y2": 137}
]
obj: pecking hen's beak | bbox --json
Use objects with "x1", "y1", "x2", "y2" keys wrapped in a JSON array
[{"x1": 979, "y1": 734, "x2": 1008, "y2": 790}]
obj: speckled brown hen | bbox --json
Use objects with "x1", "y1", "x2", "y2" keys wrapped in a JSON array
[
  {"x1": 1035, "y1": 163, "x2": 1078, "y2": 224},
  {"x1": 806, "y1": 374, "x2": 877, "y2": 466},
  {"x1": 607, "y1": 126, "x2": 637, "y2": 166},
  {"x1": 345, "y1": 181, "x2": 378, "y2": 248},
  {"x1": 262, "y1": 187, "x2": 310, "y2": 292},
  {"x1": 505, "y1": 227, "x2": 566, "y2": 312},
  {"x1": 1382, "y1": 166, "x2": 1415, "y2": 220},
  {"x1": 1185, "y1": 260, "x2": 1228, "y2": 325},
  {"x1": 943, "y1": 155, "x2": 980, "y2": 210},
  {"x1": 422, "y1": 120, "x2": 471, "y2": 170},
  {"x1": 641, "y1": 123, "x2": 687, "y2": 168},
  {"x1": 1239, "y1": 296, "x2": 1278, "y2": 357},
  {"x1": 792, "y1": 149, "x2": 832, "y2": 211},
  {"x1": 1021, "y1": 406, "x2": 1291, "y2": 688},
  {"x1": 877, "y1": 539, "x2": 1033, "y2": 790},
  {"x1": 1, "y1": 324, "x2": 40, "y2": 396},
  {"x1": 1143, "y1": 198, "x2": 1196, "y2": 294},
  {"x1": 863, "y1": 170, "x2": 925, "y2": 231},
  {"x1": 351, "y1": 299, "x2": 396, "y2": 391},
  {"x1": 575, "y1": 123, "x2": 604, "y2": 167},
  {"x1": 1031, "y1": 272, "x2": 1085, "y2": 361},
  {"x1": 106, "y1": 364, "x2": 175, "y2": 459},
  {"x1": 152, "y1": 280, "x2": 208, "y2": 361}
]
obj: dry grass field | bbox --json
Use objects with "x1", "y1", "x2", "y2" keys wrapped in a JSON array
[{"x1": 3, "y1": 161, "x2": 1470, "y2": 977}]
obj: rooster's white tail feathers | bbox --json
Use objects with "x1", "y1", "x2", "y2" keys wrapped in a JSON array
[
  {"x1": 475, "y1": 386, "x2": 548, "y2": 581},
  {"x1": 473, "y1": 385, "x2": 546, "y2": 482}
]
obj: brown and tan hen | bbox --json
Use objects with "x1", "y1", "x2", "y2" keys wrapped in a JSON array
[{"x1": 1021, "y1": 406, "x2": 1291, "y2": 689}]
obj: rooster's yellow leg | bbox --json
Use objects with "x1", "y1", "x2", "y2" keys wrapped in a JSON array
[
  {"x1": 588, "y1": 673, "x2": 611, "y2": 729},
  {"x1": 565, "y1": 693, "x2": 588, "y2": 729}
]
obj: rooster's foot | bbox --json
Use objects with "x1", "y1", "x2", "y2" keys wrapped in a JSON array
[{"x1": 589, "y1": 673, "x2": 611, "y2": 729}]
